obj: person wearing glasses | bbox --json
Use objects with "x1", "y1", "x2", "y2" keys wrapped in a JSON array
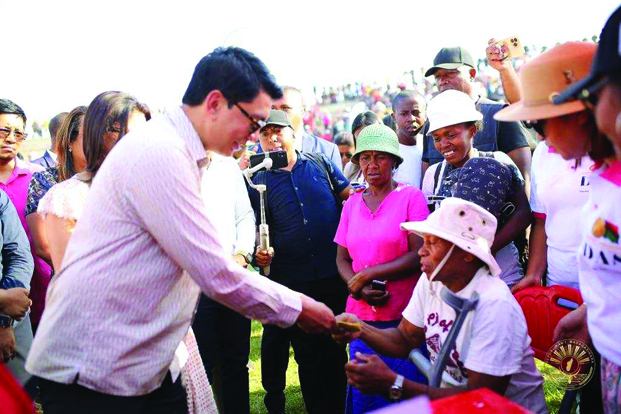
[
  {"x1": 495, "y1": 43, "x2": 598, "y2": 296},
  {"x1": 532, "y1": 7, "x2": 620, "y2": 412},
  {"x1": 251, "y1": 110, "x2": 352, "y2": 414},
  {"x1": 495, "y1": 39, "x2": 609, "y2": 414},
  {"x1": 334, "y1": 131, "x2": 355, "y2": 170},
  {"x1": 24, "y1": 106, "x2": 87, "y2": 335},
  {"x1": 27, "y1": 48, "x2": 339, "y2": 414},
  {"x1": 0, "y1": 99, "x2": 45, "y2": 387}
]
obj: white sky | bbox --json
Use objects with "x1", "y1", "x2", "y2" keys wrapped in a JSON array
[{"x1": 1, "y1": 0, "x2": 618, "y2": 122}]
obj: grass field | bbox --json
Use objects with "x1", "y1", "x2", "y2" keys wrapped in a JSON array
[{"x1": 248, "y1": 321, "x2": 575, "y2": 414}]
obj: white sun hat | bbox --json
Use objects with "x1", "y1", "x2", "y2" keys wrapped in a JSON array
[
  {"x1": 401, "y1": 197, "x2": 501, "y2": 276},
  {"x1": 427, "y1": 90, "x2": 483, "y2": 134}
]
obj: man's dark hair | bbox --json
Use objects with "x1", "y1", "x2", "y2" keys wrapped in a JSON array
[
  {"x1": 182, "y1": 47, "x2": 283, "y2": 107},
  {"x1": 83, "y1": 91, "x2": 151, "y2": 181},
  {"x1": 49, "y1": 112, "x2": 68, "y2": 148},
  {"x1": 391, "y1": 90, "x2": 426, "y2": 112},
  {"x1": 0, "y1": 99, "x2": 27, "y2": 125}
]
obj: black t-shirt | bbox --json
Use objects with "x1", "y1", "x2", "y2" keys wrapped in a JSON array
[{"x1": 422, "y1": 97, "x2": 530, "y2": 165}]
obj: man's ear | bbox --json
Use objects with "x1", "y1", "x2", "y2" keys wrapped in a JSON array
[
  {"x1": 391, "y1": 112, "x2": 396, "y2": 122},
  {"x1": 204, "y1": 90, "x2": 226, "y2": 118}
]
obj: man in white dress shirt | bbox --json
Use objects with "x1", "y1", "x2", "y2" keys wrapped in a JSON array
[
  {"x1": 193, "y1": 152, "x2": 256, "y2": 413},
  {"x1": 26, "y1": 47, "x2": 336, "y2": 414}
]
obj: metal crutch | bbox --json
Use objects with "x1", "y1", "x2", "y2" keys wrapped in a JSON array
[{"x1": 409, "y1": 286, "x2": 479, "y2": 387}]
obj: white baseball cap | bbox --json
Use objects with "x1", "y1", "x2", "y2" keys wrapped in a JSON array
[
  {"x1": 401, "y1": 197, "x2": 501, "y2": 276},
  {"x1": 427, "y1": 90, "x2": 483, "y2": 134}
]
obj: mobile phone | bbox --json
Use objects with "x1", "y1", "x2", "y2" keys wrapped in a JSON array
[
  {"x1": 249, "y1": 151, "x2": 288, "y2": 171},
  {"x1": 371, "y1": 280, "x2": 386, "y2": 293},
  {"x1": 496, "y1": 36, "x2": 525, "y2": 59}
]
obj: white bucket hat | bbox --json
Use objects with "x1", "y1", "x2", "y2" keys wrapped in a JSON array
[
  {"x1": 427, "y1": 90, "x2": 483, "y2": 134},
  {"x1": 401, "y1": 197, "x2": 501, "y2": 276}
]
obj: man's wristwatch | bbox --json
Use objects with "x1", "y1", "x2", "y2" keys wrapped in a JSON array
[
  {"x1": 0, "y1": 315, "x2": 14, "y2": 329},
  {"x1": 235, "y1": 250, "x2": 253, "y2": 265},
  {"x1": 389, "y1": 374, "x2": 404, "y2": 401}
]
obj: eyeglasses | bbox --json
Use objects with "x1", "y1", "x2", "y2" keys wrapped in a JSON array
[
  {"x1": 231, "y1": 101, "x2": 266, "y2": 134},
  {"x1": 0, "y1": 127, "x2": 27, "y2": 142}
]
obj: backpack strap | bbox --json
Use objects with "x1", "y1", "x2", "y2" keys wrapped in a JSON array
[{"x1": 433, "y1": 160, "x2": 448, "y2": 196}]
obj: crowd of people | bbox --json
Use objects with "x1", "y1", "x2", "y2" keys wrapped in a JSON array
[{"x1": 0, "y1": 6, "x2": 619, "y2": 414}]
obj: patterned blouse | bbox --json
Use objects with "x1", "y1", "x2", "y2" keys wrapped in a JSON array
[{"x1": 25, "y1": 167, "x2": 59, "y2": 216}]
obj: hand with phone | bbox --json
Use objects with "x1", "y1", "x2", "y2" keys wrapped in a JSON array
[
  {"x1": 486, "y1": 38, "x2": 511, "y2": 72},
  {"x1": 361, "y1": 285, "x2": 390, "y2": 307},
  {"x1": 348, "y1": 269, "x2": 375, "y2": 298},
  {"x1": 238, "y1": 149, "x2": 256, "y2": 170},
  {"x1": 486, "y1": 37, "x2": 525, "y2": 104}
]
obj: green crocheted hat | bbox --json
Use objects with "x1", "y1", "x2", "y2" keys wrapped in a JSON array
[{"x1": 351, "y1": 124, "x2": 403, "y2": 167}]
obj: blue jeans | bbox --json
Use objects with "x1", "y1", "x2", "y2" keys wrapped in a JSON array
[{"x1": 346, "y1": 320, "x2": 428, "y2": 414}]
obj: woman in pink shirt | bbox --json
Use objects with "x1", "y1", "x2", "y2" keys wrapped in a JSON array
[{"x1": 334, "y1": 124, "x2": 429, "y2": 413}]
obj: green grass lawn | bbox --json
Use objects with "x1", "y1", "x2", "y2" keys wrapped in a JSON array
[{"x1": 249, "y1": 321, "x2": 575, "y2": 414}]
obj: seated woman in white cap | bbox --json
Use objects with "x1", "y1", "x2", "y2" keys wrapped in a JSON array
[
  {"x1": 421, "y1": 90, "x2": 531, "y2": 288},
  {"x1": 332, "y1": 198, "x2": 547, "y2": 414}
]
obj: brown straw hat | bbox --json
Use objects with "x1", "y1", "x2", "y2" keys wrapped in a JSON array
[{"x1": 494, "y1": 42, "x2": 597, "y2": 122}]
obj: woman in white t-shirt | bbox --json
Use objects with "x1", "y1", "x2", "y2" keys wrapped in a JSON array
[
  {"x1": 421, "y1": 90, "x2": 531, "y2": 288},
  {"x1": 496, "y1": 38, "x2": 619, "y2": 411},
  {"x1": 332, "y1": 198, "x2": 547, "y2": 413},
  {"x1": 511, "y1": 141, "x2": 593, "y2": 292},
  {"x1": 549, "y1": 22, "x2": 621, "y2": 411}
]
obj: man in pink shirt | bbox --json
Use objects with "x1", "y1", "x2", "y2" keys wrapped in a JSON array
[
  {"x1": 27, "y1": 48, "x2": 336, "y2": 414},
  {"x1": 0, "y1": 99, "x2": 47, "y2": 387}
]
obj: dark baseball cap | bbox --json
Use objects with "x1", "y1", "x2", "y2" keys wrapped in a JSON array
[
  {"x1": 261, "y1": 110, "x2": 293, "y2": 131},
  {"x1": 425, "y1": 47, "x2": 475, "y2": 77},
  {"x1": 554, "y1": 6, "x2": 621, "y2": 104}
]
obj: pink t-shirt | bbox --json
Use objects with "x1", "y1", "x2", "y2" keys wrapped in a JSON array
[
  {"x1": 334, "y1": 184, "x2": 429, "y2": 321},
  {"x1": 0, "y1": 160, "x2": 50, "y2": 324}
]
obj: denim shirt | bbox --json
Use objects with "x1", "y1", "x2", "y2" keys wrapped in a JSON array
[{"x1": 0, "y1": 189, "x2": 34, "y2": 290}]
